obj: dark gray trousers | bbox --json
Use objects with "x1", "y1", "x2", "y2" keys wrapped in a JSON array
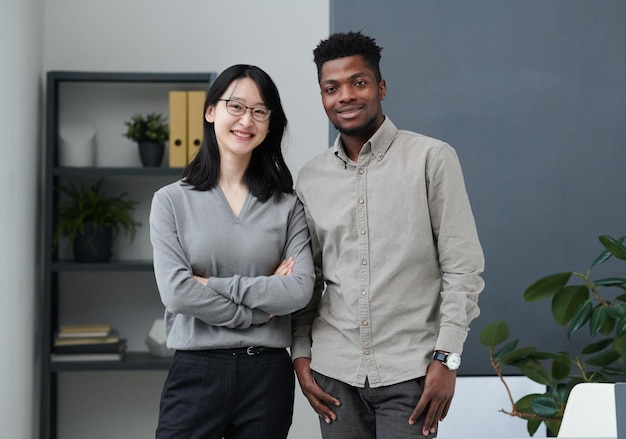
[
  {"x1": 156, "y1": 348, "x2": 294, "y2": 439},
  {"x1": 314, "y1": 371, "x2": 436, "y2": 439}
]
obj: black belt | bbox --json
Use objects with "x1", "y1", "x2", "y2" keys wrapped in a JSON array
[{"x1": 207, "y1": 347, "x2": 283, "y2": 356}]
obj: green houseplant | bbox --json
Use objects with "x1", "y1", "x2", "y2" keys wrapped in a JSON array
[
  {"x1": 480, "y1": 234, "x2": 626, "y2": 436},
  {"x1": 54, "y1": 178, "x2": 141, "y2": 262},
  {"x1": 123, "y1": 112, "x2": 169, "y2": 167}
]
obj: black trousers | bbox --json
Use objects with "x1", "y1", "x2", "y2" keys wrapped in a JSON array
[{"x1": 156, "y1": 348, "x2": 295, "y2": 439}]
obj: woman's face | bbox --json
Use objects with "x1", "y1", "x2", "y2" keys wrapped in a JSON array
[{"x1": 205, "y1": 77, "x2": 270, "y2": 162}]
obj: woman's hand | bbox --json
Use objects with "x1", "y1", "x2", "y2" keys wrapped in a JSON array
[
  {"x1": 268, "y1": 257, "x2": 295, "y2": 319},
  {"x1": 191, "y1": 258, "x2": 293, "y2": 320},
  {"x1": 194, "y1": 257, "x2": 293, "y2": 285},
  {"x1": 273, "y1": 257, "x2": 295, "y2": 276},
  {"x1": 193, "y1": 275, "x2": 208, "y2": 286}
]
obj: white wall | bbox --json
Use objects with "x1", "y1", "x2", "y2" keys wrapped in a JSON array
[
  {"x1": 41, "y1": 1, "x2": 329, "y2": 438},
  {"x1": 438, "y1": 377, "x2": 547, "y2": 438},
  {"x1": 0, "y1": 0, "x2": 44, "y2": 438}
]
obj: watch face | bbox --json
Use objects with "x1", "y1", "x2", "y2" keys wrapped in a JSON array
[{"x1": 446, "y1": 353, "x2": 461, "y2": 370}]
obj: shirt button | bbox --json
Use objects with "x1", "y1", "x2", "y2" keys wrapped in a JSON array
[
  {"x1": 361, "y1": 259, "x2": 367, "y2": 265},
  {"x1": 358, "y1": 168, "x2": 365, "y2": 175},
  {"x1": 360, "y1": 229, "x2": 366, "y2": 235},
  {"x1": 358, "y1": 198, "x2": 364, "y2": 204},
  {"x1": 377, "y1": 152, "x2": 383, "y2": 158},
  {"x1": 362, "y1": 320, "x2": 369, "y2": 326},
  {"x1": 364, "y1": 349, "x2": 370, "y2": 355},
  {"x1": 361, "y1": 290, "x2": 367, "y2": 296}
]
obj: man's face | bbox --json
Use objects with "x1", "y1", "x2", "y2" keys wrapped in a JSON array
[{"x1": 319, "y1": 55, "x2": 386, "y2": 140}]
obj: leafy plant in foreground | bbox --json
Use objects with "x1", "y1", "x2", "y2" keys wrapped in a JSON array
[{"x1": 480, "y1": 234, "x2": 626, "y2": 436}]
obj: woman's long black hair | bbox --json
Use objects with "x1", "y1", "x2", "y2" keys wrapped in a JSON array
[{"x1": 182, "y1": 64, "x2": 292, "y2": 202}]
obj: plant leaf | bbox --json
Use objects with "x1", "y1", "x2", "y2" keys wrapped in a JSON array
[
  {"x1": 552, "y1": 383, "x2": 569, "y2": 404},
  {"x1": 545, "y1": 419, "x2": 563, "y2": 437},
  {"x1": 580, "y1": 338, "x2": 613, "y2": 355},
  {"x1": 591, "y1": 235, "x2": 624, "y2": 267},
  {"x1": 518, "y1": 359, "x2": 553, "y2": 386},
  {"x1": 599, "y1": 235, "x2": 626, "y2": 260},
  {"x1": 613, "y1": 333, "x2": 626, "y2": 356},
  {"x1": 589, "y1": 305, "x2": 609, "y2": 336},
  {"x1": 531, "y1": 396, "x2": 559, "y2": 417},
  {"x1": 601, "y1": 366, "x2": 626, "y2": 376},
  {"x1": 585, "y1": 350, "x2": 621, "y2": 366},
  {"x1": 617, "y1": 314, "x2": 626, "y2": 337},
  {"x1": 528, "y1": 351, "x2": 556, "y2": 360},
  {"x1": 494, "y1": 339, "x2": 519, "y2": 361},
  {"x1": 527, "y1": 419, "x2": 542, "y2": 437},
  {"x1": 551, "y1": 354, "x2": 571, "y2": 381},
  {"x1": 515, "y1": 393, "x2": 544, "y2": 414},
  {"x1": 599, "y1": 314, "x2": 616, "y2": 336},
  {"x1": 594, "y1": 277, "x2": 626, "y2": 287},
  {"x1": 479, "y1": 321, "x2": 509, "y2": 347},
  {"x1": 524, "y1": 272, "x2": 572, "y2": 302},
  {"x1": 500, "y1": 346, "x2": 539, "y2": 365},
  {"x1": 568, "y1": 299, "x2": 592, "y2": 338},
  {"x1": 551, "y1": 285, "x2": 589, "y2": 326},
  {"x1": 607, "y1": 304, "x2": 626, "y2": 320}
]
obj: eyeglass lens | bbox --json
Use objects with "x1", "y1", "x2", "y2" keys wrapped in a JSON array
[{"x1": 222, "y1": 100, "x2": 271, "y2": 121}]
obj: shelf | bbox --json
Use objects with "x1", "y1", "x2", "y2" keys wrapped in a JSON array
[
  {"x1": 41, "y1": 70, "x2": 214, "y2": 439},
  {"x1": 53, "y1": 166, "x2": 184, "y2": 177},
  {"x1": 51, "y1": 260, "x2": 154, "y2": 272},
  {"x1": 48, "y1": 71, "x2": 214, "y2": 84},
  {"x1": 50, "y1": 351, "x2": 172, "y2": 372}
]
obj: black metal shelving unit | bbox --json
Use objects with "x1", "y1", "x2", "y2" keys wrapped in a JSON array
[{"x1": 41, "y1": 71, "x2": 215, "y2": 439}]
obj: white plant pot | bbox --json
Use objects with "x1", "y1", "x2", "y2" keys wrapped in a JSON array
[
  {"x1": 59, "y1": 121, "x2": 96, "y2": 166},
  {"x1": 145, "y1": 319, "x2": 174, "y2": 357}
]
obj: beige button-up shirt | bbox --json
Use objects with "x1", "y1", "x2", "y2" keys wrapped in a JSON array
[{"x1": 291, "y1": 117, "x2": 484, "y2": 388}]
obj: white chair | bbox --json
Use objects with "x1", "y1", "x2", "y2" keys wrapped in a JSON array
[{"x1": 558, "y1": 383, "x2": 616, "y2": 438}]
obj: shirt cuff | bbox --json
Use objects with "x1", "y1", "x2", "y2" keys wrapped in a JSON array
[
  {"x1": 435, "y1": 325, "x2": 469, "y2": 355},
  {"x1": 290, "y1": 336, "x2": 312, "y2": 361}
]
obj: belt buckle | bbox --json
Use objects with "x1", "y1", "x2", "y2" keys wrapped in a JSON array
[{"x1": 246, "y1": 346, "x2": 258, "y2": 356}]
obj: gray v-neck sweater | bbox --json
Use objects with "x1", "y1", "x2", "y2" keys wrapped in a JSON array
[{"x1": 150, "y1": 180, "x2": 314, "y2": 350}]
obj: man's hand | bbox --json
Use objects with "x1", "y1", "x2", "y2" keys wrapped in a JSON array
[
  {"x1": 293, "y1": 357, "x2": 341, "y2": 424},
  {"x1": 408, "y1": 360, "x2": 456, "y2": 436}
]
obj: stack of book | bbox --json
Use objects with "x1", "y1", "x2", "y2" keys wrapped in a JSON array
[{"x1": 51, "y1": 324, "x2": 127, "y2": 362}]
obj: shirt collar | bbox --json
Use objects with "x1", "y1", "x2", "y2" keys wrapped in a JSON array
[{"x1": 332, "y1": 117, "x2": 398, "y2": 164}]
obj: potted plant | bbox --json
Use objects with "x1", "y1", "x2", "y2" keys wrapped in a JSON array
[
  {"x1": 480, "y1": 234, "x2": 626, "y2": 436},
  {"x1": 123, "y1": 112, "x2": 169, "y2": 167},
  {"x1": 54, "y1": 178, "x2": 141, "y2": 262}
]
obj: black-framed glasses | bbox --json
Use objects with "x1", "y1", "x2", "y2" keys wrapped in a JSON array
[{"x1": 218, "y1": 99, "x2": 272, "y2": 122}]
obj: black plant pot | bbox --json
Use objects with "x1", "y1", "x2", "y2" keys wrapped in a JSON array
[
  {"x1": 73, "y1": 223, "x2": 113, "y2": 263},
  {"x1": 138, "y1": 141, "x2": 165, "y2": 167}
]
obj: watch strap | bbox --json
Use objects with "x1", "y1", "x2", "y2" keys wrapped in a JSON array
[{"x1": 433, "y1": 351, "x2": 449, "y2": 363}]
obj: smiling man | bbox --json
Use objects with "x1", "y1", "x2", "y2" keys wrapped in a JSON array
[{"x1": 291, "y1": 31, "x2": 485, "y2": 439}]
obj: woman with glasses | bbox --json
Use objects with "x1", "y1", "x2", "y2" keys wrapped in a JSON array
[{"x1": 150, "y1": 64, "x2": 314, "y2": 439}]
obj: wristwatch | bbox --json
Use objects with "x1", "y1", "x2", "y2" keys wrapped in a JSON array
[{"x1": 433, "y1": 351, "x2": 461, "y2": 370}]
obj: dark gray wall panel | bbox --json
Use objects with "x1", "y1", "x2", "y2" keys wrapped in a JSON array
[{"x1": 329, "y1": 0, "x2": 626, "y2": 375}]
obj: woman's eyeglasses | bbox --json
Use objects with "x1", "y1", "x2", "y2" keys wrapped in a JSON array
[{"x1": 218, "y1": 99, "x2": 271, "y2": 122}]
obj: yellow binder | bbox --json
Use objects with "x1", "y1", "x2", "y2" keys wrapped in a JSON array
[
  {"x1": 168, "y1": 91, "x2": 188, "y2": 168},
  {"x1": 187, "y1": 91, "x2": 206, "y2": 163}
]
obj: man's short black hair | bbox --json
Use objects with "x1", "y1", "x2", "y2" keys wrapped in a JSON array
[{"x1": 313, "y1": 31, "x2": 383, "y2": 82}]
